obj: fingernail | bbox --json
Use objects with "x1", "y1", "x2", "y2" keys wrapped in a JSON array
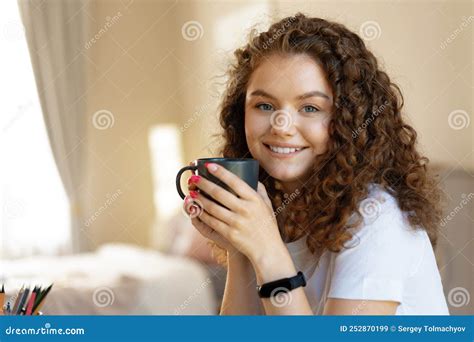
[
  {"x1": 187, "y1": 175, "x2": 201, "y2": 185},
  {"x1": 190, "y1": 190, "x2": 199, "y2": 199},
  {"x1": 205, "y1": 163, "x2": 218, "y2": 172}
]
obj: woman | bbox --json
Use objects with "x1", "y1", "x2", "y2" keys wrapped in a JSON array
[{"x1": 184, "y1": 13, "x2": 449, "y2": 315}]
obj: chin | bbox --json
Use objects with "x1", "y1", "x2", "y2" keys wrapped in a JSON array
[{"x1": 266, "y1": 168, "x2": 303, "y2": 183}]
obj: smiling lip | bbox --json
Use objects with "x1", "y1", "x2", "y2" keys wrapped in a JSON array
[
  {"x1": 263, "y1": 142, "x2": 308, "y2": 148},
  {"x1": 263, "y1": 143, "x2": 308, "y2": 158}
]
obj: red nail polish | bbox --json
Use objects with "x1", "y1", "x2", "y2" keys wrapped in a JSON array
[
  {"x1": 206, "y1": 163, "x2": 218, "y2": 172},
  {"x1": 188, "y1": 175, "x2": 201, "y2": 185},
  {"x1": 190, "y1": 190, "x2": 199, "y2": 199}
]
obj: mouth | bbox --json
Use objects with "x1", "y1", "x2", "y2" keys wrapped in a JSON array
[{"x1": 263, "y1": 143, "x2": 308, "y2": 157}]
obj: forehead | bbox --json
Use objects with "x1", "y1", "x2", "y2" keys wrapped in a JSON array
[{"x1": 246, "y1": 53, "x2": 333, "y2": 98}]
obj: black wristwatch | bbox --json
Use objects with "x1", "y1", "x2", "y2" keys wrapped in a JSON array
[{"x1": 256, "y1": 271, "x2": 306, "y2": 298}]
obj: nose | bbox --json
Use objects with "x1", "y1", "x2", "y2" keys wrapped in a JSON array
[{"x1": 269, "y1": 109, "x2": 297, "y2": 137}]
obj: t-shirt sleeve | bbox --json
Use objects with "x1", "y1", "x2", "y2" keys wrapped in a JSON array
[{"x1": 327, "y1": 190, "x2": 426, "y2": 303}]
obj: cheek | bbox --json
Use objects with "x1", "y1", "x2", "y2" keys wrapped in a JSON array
[
  {"x1": 245, "y1": 112, "x2": 268, "y2": 143},
  {"x1": 307, "y1": 121, "x2": 330, "y2": 153}
]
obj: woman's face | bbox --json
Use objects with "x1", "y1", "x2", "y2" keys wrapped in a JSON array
[{"x1": 244, "y1": 53, "x2": 334, "y2": 192}]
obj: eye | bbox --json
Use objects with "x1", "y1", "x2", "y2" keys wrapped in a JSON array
[
  {"x1": 301, "y1": 105, "x2": 320, "y2": 113},
  {"x1": 255, "y1": 103, "x2": 274, "y2": 112}
]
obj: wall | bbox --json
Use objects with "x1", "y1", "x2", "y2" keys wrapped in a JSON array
[{"x1": 82, "y1": 0, "x2": 472, "y2": 252}]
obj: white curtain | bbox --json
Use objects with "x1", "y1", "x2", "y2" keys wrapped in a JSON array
[{"x1": 18, "y1": 0, "x2": 90, "y2": 253}]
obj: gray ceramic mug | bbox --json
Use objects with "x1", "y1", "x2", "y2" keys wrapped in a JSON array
[{"x1": 176, "y1": 158, "x2": 259, "y2": 201}]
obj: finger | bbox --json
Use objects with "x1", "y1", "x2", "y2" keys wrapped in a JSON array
[
  {"x1": 191, "y1": 217, "x2": 230, "y2": 251},
  {"x1": 191, "y1": 176, "x2": 241, "y2": 212},
  {"x1": 183, "y1": 196, "x2": 203, "y2": 218},
  {"x1": 184, "y1": 161, "x2": 198, "y2": 192},
  {"x1": 199, "y1": 210, "x2": 231, "y2": 240},
  {"x1": 190, "y1": 217, "x2": 217, "y2": 240},
  {"x1": 204, "y1": 163, "x2": 255, "y2": 200},
  {"x1": 187, "y1": 175, "x2": 199, "y2": 191},
  {"x1": 193, "y1": 190, "x2": 236, "y2": 226},
  {"x1": 257, "y1": 182, "x2": 273, "y2": 208},
  {"x1": 191, "y1": 217, "x2": 226, "y2": 246}
]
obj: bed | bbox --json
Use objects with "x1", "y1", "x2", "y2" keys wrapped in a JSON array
[{"x1": 1, "y1": 243, "x2": 217, "y2": 315}]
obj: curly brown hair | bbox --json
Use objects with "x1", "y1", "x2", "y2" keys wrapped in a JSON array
[{"x1": 209, "y1": 13, "x2": 443, "y2": 267}]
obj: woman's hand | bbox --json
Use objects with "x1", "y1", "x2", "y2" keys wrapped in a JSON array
[
  {"x1": 186, "y1": 162, "x2": 286, "y2": 264},
  {"x1": 187, "y1": 204, "x2": 238, "y2": 254},
  {"x1": 182, "y1": 162, "x2": 238, "y2": 255}
]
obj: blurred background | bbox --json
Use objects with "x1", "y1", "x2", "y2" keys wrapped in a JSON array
[{"x1": 1, "y1": 0, "x2": 472, "y2": 315}]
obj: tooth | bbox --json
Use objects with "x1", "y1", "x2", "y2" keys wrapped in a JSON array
[{"x1": 268, "y1": 145, "x2": 303, "y2": 154}]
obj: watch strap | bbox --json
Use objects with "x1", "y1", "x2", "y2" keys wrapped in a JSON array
[{"x1": 257, "y1": 271, "x2": 306, "y2": 298}]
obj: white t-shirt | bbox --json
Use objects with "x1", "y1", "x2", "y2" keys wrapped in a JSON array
[{"x1": 285, "y1": 184, "x2": 449, "y2": 315}]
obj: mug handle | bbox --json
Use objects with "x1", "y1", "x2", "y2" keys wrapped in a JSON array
[{"x1": 176, "y1": 165, "x2": 197, "y2": 199}]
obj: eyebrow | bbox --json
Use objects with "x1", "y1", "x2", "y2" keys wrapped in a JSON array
[{"x1": 249, "y1": 89, "x2": 331, "y2": 102}]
